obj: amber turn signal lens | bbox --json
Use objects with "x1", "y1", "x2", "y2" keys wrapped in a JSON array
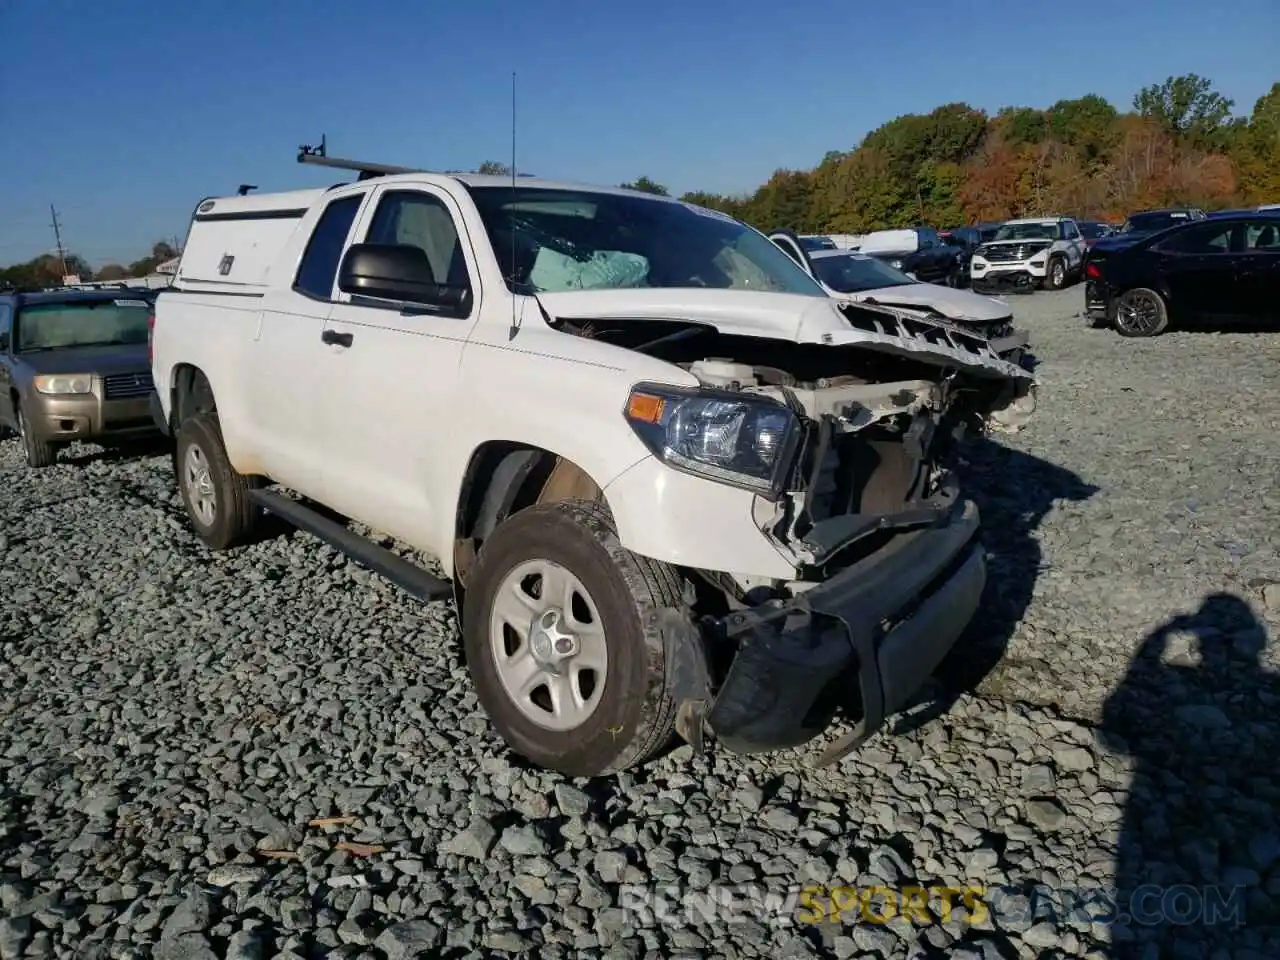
[{"x1": 627, "y1": 392, "x2": 665, "y2": 424}]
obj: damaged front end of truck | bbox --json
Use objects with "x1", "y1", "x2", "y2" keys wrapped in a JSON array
[{"x1": 549, "y1": 294, "x2": 1037, "y2": 767}]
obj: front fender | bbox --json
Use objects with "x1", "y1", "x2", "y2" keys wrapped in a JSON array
[{"x1": 603, "y1": 455, "x2": 798, "y2": 580}]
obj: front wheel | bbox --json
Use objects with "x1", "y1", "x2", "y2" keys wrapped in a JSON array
[
  {"x1": 463, "y1": 499, "x2": 685, "y2": 777},
  {"x1": 1045, "y1": 257, "x2": 1068, "y2": 290},
  {"x1": 17, "y1": 406, "x2": 57, "y2": 469},
  {"x1": 1114, "y1": 288, "x2": 1169, "y2": 337}
]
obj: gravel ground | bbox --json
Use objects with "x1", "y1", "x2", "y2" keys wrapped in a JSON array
[{"x1": 2, "y1": 287, "x2": 1279, "y2": 960}]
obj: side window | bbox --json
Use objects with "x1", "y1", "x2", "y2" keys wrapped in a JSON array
[
  {"x1": 1245, "y1": 221, "x2": 1280, "y2": 251},
  {"x1": 294, "y1": 194, "x2": 364, "y2": 300},
  {"x1": 1065, "y1": 221, "x2": 1079, "y2": 240},
  {"x1": 0, "y1": 304, "x2": 11, "y2": 350},
  {"x1": 1157, "y1": 223, "x2": 1234, "y2": 254},
  {"x1": 918, "y1": 228, "x2": 938, "y2": 248},
  {"x1": 365, "y1": 191, "x2": 469, "y2": 292}
]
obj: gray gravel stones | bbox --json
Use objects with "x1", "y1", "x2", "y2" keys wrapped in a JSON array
[{"x1": 2, "y1": 289, "x2": 1279, "y2": 958}]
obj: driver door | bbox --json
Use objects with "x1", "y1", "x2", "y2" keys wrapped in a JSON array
[
  {"x1": 1062, "y1": 220, "x2": 1086, "y2": 270},
  {"x1": 318, "y1": 182, "x2": 482, "y2": 552}
]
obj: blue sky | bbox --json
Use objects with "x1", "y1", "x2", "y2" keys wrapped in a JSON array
[{"x1": 0, "y1": 0, "x2": 1276, "y2": 267}]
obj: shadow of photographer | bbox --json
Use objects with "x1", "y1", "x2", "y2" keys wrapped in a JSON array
[{"x1": 1098, "y1": 592, "x2": 1279, "y2": 957}]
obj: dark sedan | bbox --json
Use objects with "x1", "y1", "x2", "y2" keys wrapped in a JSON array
[{"x1": 1084, "y1": 212, "x2": 1280, "y2": 337}]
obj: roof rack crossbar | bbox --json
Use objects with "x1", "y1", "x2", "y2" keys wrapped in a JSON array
[{"x1": 297, "y1": 135, "x2": 426, "y2": 181}]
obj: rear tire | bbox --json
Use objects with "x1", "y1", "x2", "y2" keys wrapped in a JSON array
[
  {"x1": 1113, "y1": 288, "x2": 1169, "y2": 338},
  {"x1": 17, "y1": 406, "x2": 57, "y2": 469},
  {"x1": 462, "y1": 499, "x2": 686, "y2": 777},
  {"x1": 174, "y1": 413, "x2": 262, "y2": 549}
]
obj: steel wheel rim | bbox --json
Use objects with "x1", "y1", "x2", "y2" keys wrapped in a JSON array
[
  {"x1": 489, "y1": 558, "x2": 608, "y2": 731},
  {"x1": 182, "y1": 443, "x2": 217, "y2": 526},
  {"x1": 1051, "y1": 261, "x2": 1064, "y2": 286},
  {"x1": 1117, "y1": 292, "x2": 1161, "y2": 335}
]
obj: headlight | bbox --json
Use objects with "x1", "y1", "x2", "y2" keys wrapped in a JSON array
[
  {"x1": 889, "y1": 259, "x2": 904, "y2": 269},
  {"x1": 624, "y1": 384, "x2": 800, "y2": 499},
  {"x1": 33, "y1": 374, "x2": 93, "y2": 395}
]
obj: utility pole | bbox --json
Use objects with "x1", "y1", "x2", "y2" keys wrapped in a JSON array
[{"x1": 49, "y1": 204, "x2": 69, "y2": 277}]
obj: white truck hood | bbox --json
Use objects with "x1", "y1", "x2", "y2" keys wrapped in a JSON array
[
  {"x1": 838, "y1": 283, "x2": 1012, "y2": 323},
  {"x1": 534, "y1": 288, "x2": 1030, "y2": 382}
]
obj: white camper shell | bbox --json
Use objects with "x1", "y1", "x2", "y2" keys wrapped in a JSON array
[{"x1": 175, "y1": 188, "x2": 330, "y2": 293}]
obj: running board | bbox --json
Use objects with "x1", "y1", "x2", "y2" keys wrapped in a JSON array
[{"x1": 249, "y1": 489, "x2": 452, "y2": 602}]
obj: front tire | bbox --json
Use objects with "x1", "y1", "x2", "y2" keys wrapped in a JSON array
[
  {"x1": 1114, "y1": 288, "x2": 1169, "y2": 338},
  {"x1": 463, "y1": 499, "x2": 685, "y2": 777},
  {"x1": 174, "y1": 413, "x2": 262, "y2": 549},
  {"x1": 1045, "y1": 257, "x2": 1068, "y2": 290},
  {"x1": 17, "y1": 406, "x2": 57, "y2": 469}
]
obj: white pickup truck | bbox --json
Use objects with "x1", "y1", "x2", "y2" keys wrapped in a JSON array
[{"x1": 149, "y1": 148, "x2": 1036, "y2": 777}]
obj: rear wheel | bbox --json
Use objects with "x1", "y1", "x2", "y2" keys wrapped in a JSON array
[
  {"x1": 174, "y1": 413, "x2": 262, "y2": 549},
  {"x1": 463, "y1": 499, "x2": 685, "y2": 777},
  {"x1": 1114, "y1": 288, "x2": 1169, "y2": 338},
  {"x1": 16, "y1": 405, "x2": 57, "y2": 469}
]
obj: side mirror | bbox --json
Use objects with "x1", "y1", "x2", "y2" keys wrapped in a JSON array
[{"x1": 338, "y1": 243, "x2": 466, "y2": 309}]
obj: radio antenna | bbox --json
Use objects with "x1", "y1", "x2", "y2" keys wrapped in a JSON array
[{"x1": 509, "y1": 70, "x2": 520, "y2": 339}]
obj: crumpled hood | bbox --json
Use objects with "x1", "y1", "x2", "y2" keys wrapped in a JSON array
[
  {"x1": 839, "y1": 283, "x2": 1012, "y2": 324},
  {"x1": 534, "y1": 288, "x2": 834, "y2": 342},
  {"x1": 534, "y1": 288, "x2": 1031, "y2": 382}
]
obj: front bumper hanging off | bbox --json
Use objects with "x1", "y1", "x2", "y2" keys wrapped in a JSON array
[
  {"x1": 704, "y1": 485, "x2": 986, "y2": 768},
  {"x1": 971, "y1": 269, "x2": 1037, "y2": 295}
]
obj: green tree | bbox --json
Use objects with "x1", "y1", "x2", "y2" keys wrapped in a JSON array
[
  {"x1": 620, "y1": 176, "x2": 669, "y2": 195},
  {"x1": 998, "y1": 107, "x2": 1049, "y2": 146},
  {"x1": 475, "y1": 160, "x2": 512, "y2": 176},
  {"x1": 95, "y1": 263, "x2": 128, "y2": 281},
  {"x1": 1134, "y1": 74, "x2": 1234, "y2": 147},
  {"x1": 1046, "y1": 95, "x2": 1120, "y2": 165}
]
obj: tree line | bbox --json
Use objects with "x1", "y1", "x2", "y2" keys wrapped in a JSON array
[
  {"x1": 5, "y1": 74, "x2": 1275, "y2": 288},
  {"x1": 1, "y1": 241, "x2": 179, "y2": 291},
  {"x1": 618, "y1": 74, "x2": 1278, "y2": 234}
]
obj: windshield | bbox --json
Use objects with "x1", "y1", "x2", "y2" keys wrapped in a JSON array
[
  {"x1": 15, "y1": 299, "x2": 151, "y2": 351},
  {"x1": 466, "y1": 186, "x2": 826, "y2": 296},
  {"x1": 811, "y1": 253, "x2": 916, "y2": 293},
  {"x1": 1121, "y1": 211, "x2": 1192, "y2": 234},
  {"x1": 799, "y1": 236, "x2": 836, "y2": 251},
  {"x1": 992, "y1": 222, "x2": 1060, "y2": 242}
]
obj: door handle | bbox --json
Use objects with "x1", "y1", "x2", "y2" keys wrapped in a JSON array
[{"x1": 321, "y1": 329, "x2": 354, "y2": 348}]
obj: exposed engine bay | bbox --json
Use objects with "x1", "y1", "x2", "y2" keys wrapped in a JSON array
[{"x1": 549, "y1": 298, "x2": 1036, "y2": 601}]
